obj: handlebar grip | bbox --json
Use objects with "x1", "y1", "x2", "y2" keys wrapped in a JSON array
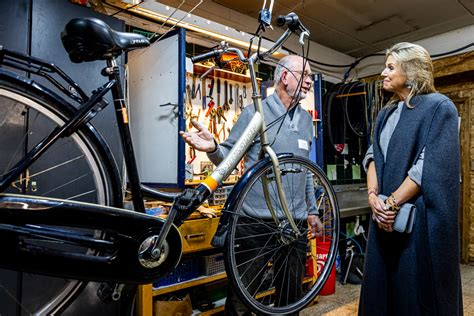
[
  {"x1": 191, "y1": 49, "x2": 221, "y2": 63},
  {"x1": 276, "y1": 13, "x2": 300, "y2": 28}
]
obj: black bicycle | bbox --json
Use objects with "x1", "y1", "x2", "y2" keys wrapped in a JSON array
[{"x1": 0, "y1": 6, "x2": 339, "y2": 315}]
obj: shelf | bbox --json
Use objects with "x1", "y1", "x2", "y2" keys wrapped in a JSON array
[
  {"x1": 197, "y1": 305, "x2": 225, "y2": 316},
  {"x1": 153, "y1": 272, "x2": 227, "y2": 296},
  {"x1": 192, "y1": 298, "x2": 226, "y2": 315},
  {"x1": 194, "y1": 64, "x2": 261, "y2": 83}
]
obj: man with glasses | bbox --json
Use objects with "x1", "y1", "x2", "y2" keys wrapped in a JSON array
[{"x1": 180, "y1": 55, "x2": 322, "y2": 315}]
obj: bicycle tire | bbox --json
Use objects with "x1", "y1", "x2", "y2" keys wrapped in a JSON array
[
  {"x1": 324, "y1": 84, "x2": 347, "y2": 155},
  {"x1": 343, "y1": 82, "x2": 368, "y2": 138},
  {"x1": 0, "y1": 74, "x2": 124, "y2": 314},
  {"x1": 224, "y1": 155, "x2": 339, "y2": 315}
]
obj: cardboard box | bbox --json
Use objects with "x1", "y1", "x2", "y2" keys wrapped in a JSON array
[{"x1": 154, "y1": 294, "x2": 193, "y2": 316}]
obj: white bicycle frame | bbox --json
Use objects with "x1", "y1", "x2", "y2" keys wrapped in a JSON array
[{"x1": 200, "y1": 27, "x2": 310, "y2": 234}]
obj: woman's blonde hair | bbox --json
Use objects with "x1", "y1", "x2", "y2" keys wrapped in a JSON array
[{"x1": 385, "y1": 42, "x2": 436, "y2": 107}]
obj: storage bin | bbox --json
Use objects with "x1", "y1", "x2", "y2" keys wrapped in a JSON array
[
  {"x1": 153, "y1": 257, "x2": 199, "y2": 288},
  {"x1": 180, "y1": 217, "x2": 220, "y2": 253},
  {"x1": 201, "y1": 253, "x2": 226, "y2": 276}
]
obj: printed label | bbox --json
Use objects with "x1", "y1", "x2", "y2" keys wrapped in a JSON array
[{"x1": 298, "y1": 139, "x2": 309, "y2": 150}]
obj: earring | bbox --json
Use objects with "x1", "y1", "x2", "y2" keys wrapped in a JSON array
[{"x1": 406, "y1": 80, "x2": 413, "y2": 89}]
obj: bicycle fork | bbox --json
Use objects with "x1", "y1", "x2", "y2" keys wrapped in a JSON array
[{"x1": 248, "y1": 71, "x2": 301, "y2": 237}]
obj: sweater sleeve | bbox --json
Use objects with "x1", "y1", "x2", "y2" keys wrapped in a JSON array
[
  {"x1": 362, "y1": 144, "x2": 374, "y2": 173},
  {"x1": 407, "y1": 147, "x2": 424, "y2": 186}
]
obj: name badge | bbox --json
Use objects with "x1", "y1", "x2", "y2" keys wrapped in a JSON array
[{"x1": 298, "y1": 139, "x2": 309, "y2": 150}]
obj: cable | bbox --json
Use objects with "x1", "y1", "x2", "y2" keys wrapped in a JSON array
[
  {"x1": 272, "y1": 37, "x2": 355, "y2": 68},
  {"x1": 342, "y1": 43, "x2": 474, "y2": 82},
  {"x1": 340, "y1": 231, "x2": 364, "y2": 254},
  {"x1": 267, "y1": 37, "x2": 311, "y2": 147},
  {"x1": 343, "y1": 82, "x2": 368, "y2": 137},
  {"x1": 108, "y1": 1, "x2": 143, "y2": 17},
  {"x1": 342, "y1": 53, "x2": 385, "y2": 82},
  {"x1": 431, "y1": 42, "x2": 474, "y2": 58}
]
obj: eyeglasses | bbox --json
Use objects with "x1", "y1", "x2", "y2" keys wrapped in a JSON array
[{"x1": 287, "y1": 69, "x2": 312, "y2": 80}]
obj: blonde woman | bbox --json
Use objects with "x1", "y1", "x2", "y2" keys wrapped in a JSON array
[{"x1": 359, "y1": 42, "x2": 462, "y2": 315}]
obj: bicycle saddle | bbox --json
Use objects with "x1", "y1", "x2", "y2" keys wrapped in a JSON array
[{"x1": 61, "y1": 17, "x2": 150, "y2": 63}]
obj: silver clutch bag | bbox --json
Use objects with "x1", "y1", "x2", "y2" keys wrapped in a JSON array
[{"x1": 378, "y1": 194, "x2": 417, "y2": 233}]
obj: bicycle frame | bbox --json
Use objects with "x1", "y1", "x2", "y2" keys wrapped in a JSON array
[{"x1": 0, "y1": 9, "x2": 312, "y2": 280}]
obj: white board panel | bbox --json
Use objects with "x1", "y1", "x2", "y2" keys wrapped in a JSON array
[{"x1": 128, "y1": 34, "x2": 181, "y2": 184}]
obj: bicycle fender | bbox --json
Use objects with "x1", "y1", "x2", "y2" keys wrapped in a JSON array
[
  {"x1": 210, "y1": 153, "x2": 294, "y2": 248},
  {"x1": 0, "y1": 68, "x2": 79, "y2": 110}
]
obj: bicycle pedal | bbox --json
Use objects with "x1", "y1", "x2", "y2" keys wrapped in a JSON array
[{"x1": 174, "y1": 188, "x2": 201, "y2": 212}]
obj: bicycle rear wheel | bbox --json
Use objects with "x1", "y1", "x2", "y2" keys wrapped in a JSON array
[
  {"x1": 0, "y1": 76, "x2": 122, "y2": 314},
  {"x1": 224, "y1": 156, "x2": 339, "y2": 315}
]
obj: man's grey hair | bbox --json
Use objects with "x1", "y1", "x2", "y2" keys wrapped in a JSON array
[{"x1": 273, "y1": 56, "x2": 295, "y2": 83}]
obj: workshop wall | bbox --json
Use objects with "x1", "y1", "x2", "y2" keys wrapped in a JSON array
[{"x1": 434, "y1": 50, "x2": 474, "y2": 263}]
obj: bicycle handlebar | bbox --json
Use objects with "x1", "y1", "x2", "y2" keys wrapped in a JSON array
[
  {"x1": 190, "y1": 13, "x2": 309, "y2": 65},
  {"x1": 276, "y1": 13, "x2": 300, "y2": 29},
  {"x1": 191, "y1": 49, "x2": 224, "y2": 63}
]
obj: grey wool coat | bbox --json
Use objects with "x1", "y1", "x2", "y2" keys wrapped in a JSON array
[{"x1": 359, "y1": 93, "x2": 463, "y2": 315}]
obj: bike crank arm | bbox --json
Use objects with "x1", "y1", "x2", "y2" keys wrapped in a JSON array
[{"x1": 0, "y1": 193, "x2": 181, "y2": 284}]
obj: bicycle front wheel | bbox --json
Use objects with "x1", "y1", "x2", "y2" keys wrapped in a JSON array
[
  {"x1": 224, "y1": 156, "x2": 339, "y2": 315},
  {"x1": 0, "y1": 76, "x2": 122, "y2": 314}
]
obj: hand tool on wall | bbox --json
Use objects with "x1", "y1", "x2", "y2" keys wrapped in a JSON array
[
  {"x1": 236, "y1": 85, "x2": 240, "y2": 108},
  {"x1": 185, "y1": 84, "x2": 193, "y2": 128},
  {"x1": 243, "y1": 85, "x2": 247, "y2": 99},
  {"x1": 186, "y1": 84, "x2": 193, "y2": 107},
  {"x1": 191, "y1": 75, "x2": 196, "y2": 99},
  {"x1": 190, "y1": 108, "x2": 201, "y2": 130},
  {"x1": 223, "y1": 80, "x2": 230, "y2": 111},
  {"x1": 217, "y1": 106, "x2": 227, "y2": 123},
  {"x1": 192, "y1": 75, "x2": 201, "y2": 100},
  {"x1": 216, "y1": 78, "x2": 221, "y2": 123},
  {"x1": 218, "y1": 123, "x2": 226, "y2": 141},
  {"x1": 233, "y1": 85, "x2": 240, "y2": 124},
  {"x1": 202, "y1": 78, "x2": 207, "y2": 109},
  {"x1": 187, "y1": 146, "x2": 196, "y2": 164},
  {"x1": 216, "y1": 78, "x2": 221, "y2": 107},
  {"x1": 229, "y1": 84, "x2": 234, "y2": 104},
  {"x1": 212, "y1": 110, "x2": 218, "y2": 140},
  {"x1": 208, "y1": 119, "x2": 213, "y2": 134},
  {"x1": 208, "y1": 108, "x2": 217, "y2": 136},
  {"x1": 205, "y1": 78, "x2": 215, "y2": 117}
]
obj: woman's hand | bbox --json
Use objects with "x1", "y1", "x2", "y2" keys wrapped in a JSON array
[
  {"x1": 179, "y1": 119, "x2": 216, "y2": 152},
  {"x1": 368, "y1": 194, "x2": 396, "y2": 232}
]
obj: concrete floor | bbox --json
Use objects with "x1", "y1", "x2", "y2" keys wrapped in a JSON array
[{"x1": 302, "y1": 263, "x2": 474, "y2": 315}]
